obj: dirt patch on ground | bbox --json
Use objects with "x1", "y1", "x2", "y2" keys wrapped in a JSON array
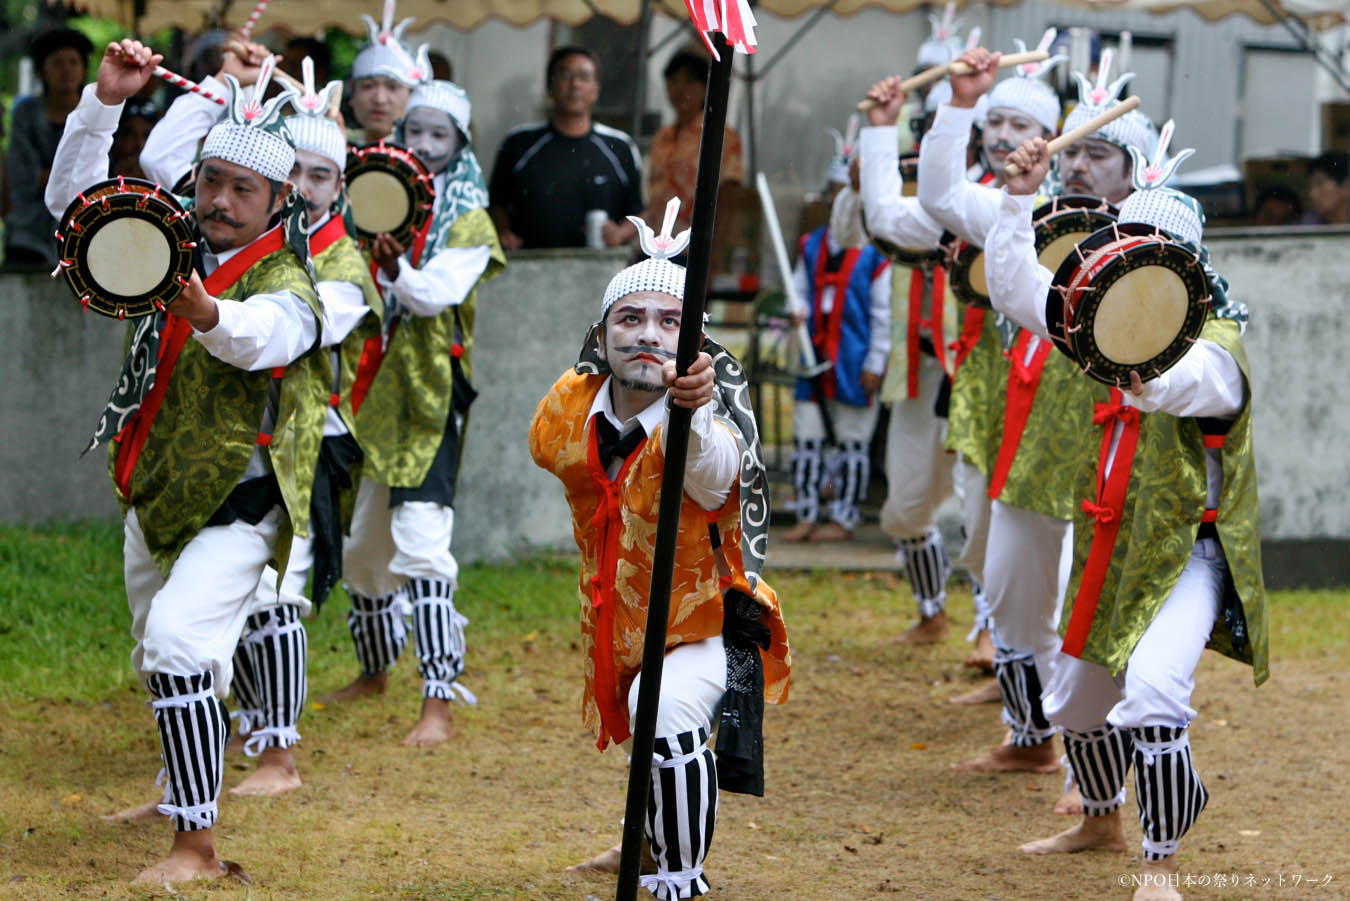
[{"x1": 1, "y1": 580, "x2": 1345, "y2": 899}]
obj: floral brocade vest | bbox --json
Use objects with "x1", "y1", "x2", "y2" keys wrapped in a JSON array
[
  {"x1": 354, "y1": 207, "x2": 506, "y2": 488},
  {"x1": 880, "y1": 261, "x2": 959, "y2": 405},
  {"x1": 1059, "y1": 317, "x2": 1268, "y2": 684},
  {"x1": 945, "y1": 309, "x2": 1008, "y2": 476},
  {"x1": 987, "y1": 334, "x2": 1110, "y2": 520},
  {"x1": 530, "y1": 371, "x2": 792, "y2": 750},
  {"x1": 108, "y1": 234, "x2": 327, "y2": 575}
]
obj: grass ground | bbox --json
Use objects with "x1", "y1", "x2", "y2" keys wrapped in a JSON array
[{"x1": 0, "y1": 522, "x2": 1346, "y2": 899}]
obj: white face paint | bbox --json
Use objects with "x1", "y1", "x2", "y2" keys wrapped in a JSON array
[
  {"x1": 598, "y1": 291, "x2": 683, "y2": 394},
  {"x1": 982, "y1": 107, "x2": 1049, "y2": 168},
  {"x1": 289, "y1": 148, "x2": 342, "y2": 224},
  {"x1": 403, "y1": 106, "x2": 464, "y2": 175}
]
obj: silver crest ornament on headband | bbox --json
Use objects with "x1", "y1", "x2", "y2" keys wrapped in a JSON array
[
  {"x1": 200, "y1": 57, "x2": 297, "y2": 184},
  {"x1": 916, "y1": 2, "x2": 965, "y2": 69},
  {"x1": 285, "y1": 57, "x2": 347, "y2": 171},
  {"x1": 352, "y1": 0, "x2": 419, "y2": 85},
  {"x1": 1062, "y1": 49, "x2": 1157, "y2": 158},
  {"x1": 600, "y1": 197, "x2": 691, "y2": 318},
  {"x1": 1119, "y1": 120, "x2": 1203, "y2": 245},
  {"x1": 987, "y1": 28, "x2": 1066, "y2": 133}
]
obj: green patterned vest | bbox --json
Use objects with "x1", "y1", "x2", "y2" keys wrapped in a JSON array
[
  {"x1": 109, "y1": 237, "x2": 328, "y2": 575},
  {"x1": 354, "y1": 206, "x2": 506, "y2": 488},
  {"x1": 990, "y1": 337, "x2": 1110, "y2": 519},
  {"x1": 879, "y1": 263, "x2": 959, "y2": 405},
  {"x1": 1059, "y1": 317, "x2": 1268, "y2": 684},
  {"x1": 946, "y1": 310, "x2": 1008, "y2": 476}
]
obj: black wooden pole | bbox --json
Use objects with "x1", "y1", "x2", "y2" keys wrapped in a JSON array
[{"x1": 615, "y1": 32, "x2": 734, "y2": 901}]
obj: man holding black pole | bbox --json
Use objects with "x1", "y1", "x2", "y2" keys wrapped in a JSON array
[{"x1": 530, "y1": 201, "x2": 791, "y2": 898}]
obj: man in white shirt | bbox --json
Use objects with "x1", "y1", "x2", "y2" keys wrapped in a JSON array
[{"x1": 45, "y1": 40, "x2": 328, "y2": 885}]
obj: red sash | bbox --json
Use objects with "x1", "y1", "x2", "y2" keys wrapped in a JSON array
[
  {"x1": 113, "y1": 226, "x2": 287, "y2": 498},
  {"x1": 950, "y1": 305, "x2": 985, "y2": 374},
  {"x1": 309, "y1": 214, "x2": 348, "y2": 258},
  {"x1": 906, "y1": 265, "x2": 950, "y2": 397},
  {"x1": 1061, "y1": 389, "x2": 1140, "y2": 657},
  {"x1": 987, "y1": 332, "x2": 1054, "y2": 500},
  {"x1": 811, "y1": 245, "x2": 862, "y2": 400},
  {"x1": 584, "y1": 416, "x2": 648, "y2": 748}
]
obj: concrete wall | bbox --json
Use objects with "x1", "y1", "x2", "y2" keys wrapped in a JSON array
[{"x1": 2, "y1": 232, "x2": 1346, "y2": 582}]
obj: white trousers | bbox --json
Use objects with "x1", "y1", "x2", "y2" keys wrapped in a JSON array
[
  {"x1": 1044, "y1": 539, "x2": 1226, "y2": 732},
  {"x1": 792, "y1": 398, "x2": 881, "y2": 445},
  {"x1": 343, "y1": 477, "x2": 458, "y2": 599},
  {"x1": 951, "y1": 457, "x2": 992, "y2": 586},
  {"x1": 249, "y1": 532, "x2": 313, "y2": 617},
  {"x1": 124, "y1": 507, "x2": 283, "y2": 695},
  {"x1": 880, "y1": 356, "x2": 955, "y2": 541},
  {"x1": 983, "y1": 500, "x2": 1073, "y2": 682},
  {"x1": 626, "y1": 636, "x2": 728, "y2": 740}
]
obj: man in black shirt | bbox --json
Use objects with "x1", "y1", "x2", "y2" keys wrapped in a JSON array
[{"x1": 489, "y1": 46, "x2": 642, "y2": 249}]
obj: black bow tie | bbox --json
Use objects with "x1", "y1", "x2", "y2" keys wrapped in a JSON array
[{"x1": 594, "y1": 413, "x2": 646, "y2": 467}]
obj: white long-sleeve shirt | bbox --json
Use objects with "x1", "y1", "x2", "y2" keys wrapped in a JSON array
[
  {"x1": 139, "y1": 74, "x2": 229, "y2": 188},
  {"x1": 790, "y1": 249, "x2": 890, "y2": 376},
  {"x1": 984, "y1": 187, "x2": 1246, "y2": 440},
  {"x1": 587, "y1": 377, "x2": 739, "y2": 511},
  {"x1": 917, "y1": 104, "x2": 1002, "y2": 247},
  {"x1": 857, "y1": 125, "x2": 946, "y2": 251}
]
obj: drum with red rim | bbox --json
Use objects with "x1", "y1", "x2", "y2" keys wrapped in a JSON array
[
  {"x1": 55, "y1": 176, "x2": 196, "y2": 320},
  {"x1": 1033, "y1": 194, "x2": 1118, "y2": 276},
  {"x1": 345, "y1": 140, "x2": 435, "y2": 248},
  {"x1": 1047, "y1": 221, "x2": 1211, "y2": 387}
]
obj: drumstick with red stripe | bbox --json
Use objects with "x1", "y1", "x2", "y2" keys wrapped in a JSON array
[
  {"x1": 236, "y1": 0, "x2": 273, "y2": 40},
  {"x1": 856, "y1": 50, "x2": 1049, "y2": 112},
  {"x1": 1004, "y1": 95, "x2": 1142, "y2": 177},
  {"x1": 146, "y1": 63, "x2": 227, "y2": 106}
]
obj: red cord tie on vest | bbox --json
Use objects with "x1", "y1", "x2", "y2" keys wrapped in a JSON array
[{"x1": 1080, "y1": 499, "x2": 1115, "y2": 523}]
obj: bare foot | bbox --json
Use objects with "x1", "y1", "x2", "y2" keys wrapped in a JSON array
[
  {"x1": 948, "y1": 679, "x2": 1002, "y2": 705},
  {"x1": 229, "y1": 747, "x2": 302, "y2": 797},
  {"x1": 808, "y1": 522, "x2": 852, "y2": 542},
  {"x1": 964, "y1": 628, "x2": 995, "y2": 673},
  {"x1": 320, "y1": 672, "x2": 388, "y2": 705},
  {"x1": 401, "y1": 697, "x2": 453, "y2": 747},
  {"x1": 1134, "y1": 856, "x2": 1182, "y2": 900},
  {"x1": 101, "y1": 799, "x2": 167, "y2": 824},
  {"x1": 779, "y1": 521, "x2": 815, "y2": 542},
  {"x1": 895, "y1": 610, "x2": 950, "y2": 645},
  {"x1": 1055, "y1": 782, "x2": 1084, "y2": 816},
  {"x1": 226, "y1": 729, "x2": 248, "y2": 754},
  {"x1": 565, "y1": 841, "x2": 656, "y2": 875},
  {"x1": 130, "y1": 829, "x2": 238, "y2": 886},
  {"x1": 951, "y1": 738, "x2": 1061, "y2": 773},
  {"x1": 1019, "y1": 809, "x2": 1128, "y2": 855}
]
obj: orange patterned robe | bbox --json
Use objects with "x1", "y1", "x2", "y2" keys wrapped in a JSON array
[{"x1": 530, "y1": 370, "x2": 791, "y2": 749}]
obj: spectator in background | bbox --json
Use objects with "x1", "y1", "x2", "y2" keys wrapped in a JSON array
[
  {"x1": 109, "y1": 98, "x2": 160, "y2": 180},
  {"x1": 488, "y1": 46, "x2": 641, "y2": 249},
  {"x1": 5, "y1": 27, "x2": 93, "y2": 268},
  {"x1": 346, "y1": 14, "x2": 419, "y2": 145},
  {"x1": 283, "y1": 36, "x2": 331, "y2": 84},
  {"x1": 644, "y1": 47, "x2": 743, "y2": 234},
  {"x1": 1300, "y1": 151, "x2": 1349, "y2": 225},
  {"x1": 1250, "y1": 185, "x2": 1301, "y2": 227}
]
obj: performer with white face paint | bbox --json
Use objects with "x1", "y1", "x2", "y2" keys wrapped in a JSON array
[
  {"x1": 531, "y1": 204, "x2": 791, "y2": 898},
  {"x1": 137, "y1": 52, "x2": 380, "y2": 797},
  {"x1": 986, "y1": 125, "x2": 1268, "y2": 901},
  {"x1": 327, "y1": 55, "x2": 507, "y2": 748}
]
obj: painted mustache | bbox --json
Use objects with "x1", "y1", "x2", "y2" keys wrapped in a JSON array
[
  {"x1": 202, "y1": 210, "x2": 244, "y2": 228},
  {"x1": 614, "y1": 345, "x2": 676, "y2": 362}
]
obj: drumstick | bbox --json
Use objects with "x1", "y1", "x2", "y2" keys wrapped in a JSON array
[
  {"x1": 1003, "y1": 95, "x2": 1142, "y2": 177},
  {"x1": 856, "y1": 50, "x2": 1049, "y2": 112},
  {"x1": 236, "y1": 0, "x2": 273, "y2": 39},
  {"x1": 148, "y1": 65, "x2": 226, "y2": 106}
]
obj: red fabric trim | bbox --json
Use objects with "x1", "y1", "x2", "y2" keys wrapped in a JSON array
[
  {"x1": 1062, "y1": 389, "x2": 1141, "y2": 657},
  {"x1": 309, "y1": 215, "x2": 348, "y2": 258},
  {"x1": 929, "y1": 265, "x2": 950, "y2": 377},
  {"x1": 256, "y1": 432, "x2": 273, "y2": 446},
  {"x1": 269, "y1": 366, "x2": 287, "y2": 379},
  {"x1": 349, "y1": 334, "x2": 386, "y2": 415},
  {"x1": 951, "y1": 305, "x2": 986, "y2": 374},
  {"x1": 1201, "y1": 508, "x2": 1218, "y2": 523},
  {"x1": 978, "y1": 170, "x2": 996, "y2": 185},
  {"x1": 409, "y1": 213, "x2": 434, "y2": 269},
  {"x1": 112, "y1": 226, "x2": 285, "y2": 498},
  {"x1": 988, "y1": 333, "x2": 1054, "y2": 500},
  {"x1": 1202, "y1": 434, "x2": 1226, "y2": 449},
  {"x1": 584, "y1": 414, "x2": 648, "y2": 749},
  {"x1": 905, "y1": 268, "x2": 924, "y2": 398},
  {"x1": 811, "y1": 244, "x2": 861, "y2": 400},
  {"x1": 329, "y1": 393, "x2": 340, "y2": 408}
]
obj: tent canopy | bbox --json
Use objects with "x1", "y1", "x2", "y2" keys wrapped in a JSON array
[{"x1": 79, "y1": 0, "x2": 1348, "y2": 36}]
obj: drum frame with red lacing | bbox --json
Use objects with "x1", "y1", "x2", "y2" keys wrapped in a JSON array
[
  {"x1": 943, "y1": 232, "x2": 989, "y2": 309},
  {"x1": 54, "y1": 176, "x2": 196, "y2": 320},
  {"x1": 345, "y1": 140, "x2": 435, "y2": 248},
  {"x1": 1047, "y1": 221, "x2": 1211, "y2": 387}
]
